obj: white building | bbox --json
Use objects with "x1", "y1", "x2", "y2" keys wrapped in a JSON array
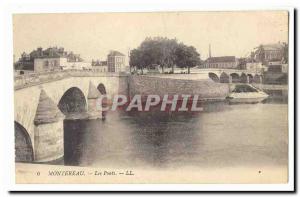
[
  {"x1": 34, "y1": 57, "x2": 65, "y2": 72},
  {"x1": 61, "y1": 61, "x2": 92, "y2": 70}
]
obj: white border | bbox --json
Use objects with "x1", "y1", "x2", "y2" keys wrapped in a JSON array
[{"x1": 1, "y1": 1, "x2": 295, "y2": 192}]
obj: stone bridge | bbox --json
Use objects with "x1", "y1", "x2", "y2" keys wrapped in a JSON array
[
  {"x1": 14, "y1": 69, "x2": 261, "y2": 163},
  {"x1": 191, "y1": 68, "x2": 263, "y2": 83},
  {"x1": 14, "y1": 70, "x2": 129, "y2": 163}
]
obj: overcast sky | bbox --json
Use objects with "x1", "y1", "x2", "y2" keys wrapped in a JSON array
[{"x1": 13, "y1": 11, "x2": 288, "y2": 62}]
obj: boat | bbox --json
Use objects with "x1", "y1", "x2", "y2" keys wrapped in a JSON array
[{"x1": 226, "y1": 84, "x2": 269, "y2": 104}]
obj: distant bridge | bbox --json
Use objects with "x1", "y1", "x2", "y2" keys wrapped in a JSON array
[{"x1": 190, "y1": 68, "x2": 263, "y2": 83}]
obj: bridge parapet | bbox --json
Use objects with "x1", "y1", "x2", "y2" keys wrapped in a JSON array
[
  {"x1": 14, "y1": 70, "x2": 129, "y2": 90},
  {"x1": 68, "y1": 70, "x2": 128, "y2": 77},
  {"x1": 14, "y1": 70, "x2": 71, "y2": 90}
]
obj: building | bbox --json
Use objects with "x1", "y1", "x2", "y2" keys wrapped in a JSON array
[
  {"x1": 92, "y1": 60, "x2": 108, "y2": 72},
  {"x1": 14, "y1": 53, "x2": 35, "y2": 75},
  {"x1": 253, "y1": 42, "x2": 287, "y2": 64},
  {"x1": 33, "y1": 47, "x2": 65, "y2": 72},
  {"x1": 251, "y1": 42, "x2": 288, "y2": 84},
  {"x1": 107, "y1": 51, "x2": 125, "y2": 72},
  {"x1": 201, "y1": 56, "x2": 238, "y2": 69},
  {"x1": 14, "y1": 47, "x2": 90, "y2": 74}
]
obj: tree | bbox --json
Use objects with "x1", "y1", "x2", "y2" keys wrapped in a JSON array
[
  {"x1": 130, "y1": 49, "x2": 144, "y2": 73},
  {"x1": 162, "y1": 38, "x2": 178, "y2": 73},
  {"x1": 174, "y1": 44, "x2": 201, "y2": 74},
  {"x1": 129, "y1": 37, "x2": 201, "y2": 74}
]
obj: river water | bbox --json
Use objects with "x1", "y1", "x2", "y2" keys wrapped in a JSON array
[{"x1": 63, "y1": 95, "x2": 288, "y2": 170}]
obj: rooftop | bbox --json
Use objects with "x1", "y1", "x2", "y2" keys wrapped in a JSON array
[
  {"x1": 206, "y1": 56, "x2": 236, "y2": 63},
  {"x1": 20, "y1": 47, "x2": 83, "y2": 61},
  {"x1": 261, "y1": 43, "x2": 284, "y2": 51},
  {"x1": 108, "y1": 50, "x2": 125, "y2": 57}
]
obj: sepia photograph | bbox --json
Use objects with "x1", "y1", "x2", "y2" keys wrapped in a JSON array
[{"x1": 11, "y1": 9, "x2": 293, "y2": 189}]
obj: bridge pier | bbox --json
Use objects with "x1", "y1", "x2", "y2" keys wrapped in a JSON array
[
  {"x1": 246, "y1": 75, "x2": 250, "y2": 83},
  {"x1": 33, "y1": 89, "x2": 65, "y2": 162},
  {"x1": 87, "y1": 81, "x2": 102, "y2": 119},
  {"x1": 229, "y1": 75, "x2": 232, "y2": 83}
]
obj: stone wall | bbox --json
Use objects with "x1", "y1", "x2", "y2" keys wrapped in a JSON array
[{"x1": 129, "y1": 75, "x2": 229, "y2": 101}]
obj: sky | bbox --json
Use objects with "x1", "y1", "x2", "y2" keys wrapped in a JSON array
[{"x1": 13, "y1": 11, "x2": 288, "y2": 62}]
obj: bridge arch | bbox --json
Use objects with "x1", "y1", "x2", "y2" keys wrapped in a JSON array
[
  {"x1": 208, "y1": 73, "x2": 220, "y2": 82},
  {"x1": 247, "y1": 74, "x2": 254, "y2": 83},
  {"x1": 240, "y1": 73, "x2": 248, "y2": 83},
  {"x1": 97, "y1": 83, "x2": 107, "y2": 95},
  {"x1": 230, "y1": 73, "x2": 240, "y2": 83},
  {"x1": 15, "y1": 121, "x2": 34, "y2": 162},
  {"x1": 58, "y1": 87, "x2": 87, "y2": 115},
  {"x1": 220, "y1": 72, "x2": 229, "y2": 83}
]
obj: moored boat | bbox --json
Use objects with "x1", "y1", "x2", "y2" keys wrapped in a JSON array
[{"x1": 226, "y1": 84, "x2": 269, "y2": 104}]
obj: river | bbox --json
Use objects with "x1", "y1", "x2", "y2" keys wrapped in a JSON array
[{"x1": 62, "y1": 93, "x2": 288, "y2": 170}]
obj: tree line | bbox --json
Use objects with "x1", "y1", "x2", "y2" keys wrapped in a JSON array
[{"x1": 129, "y1": 37, "x2": 201, "y2": 74}]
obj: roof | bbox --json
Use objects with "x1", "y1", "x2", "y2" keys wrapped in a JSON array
[
  {"x1": 43, "y1": 48, "x2": 65, "y2": 57},
  {"x1": 108, "y1": 50, "x2": 125, "y2": 56},
  {"x1": 206, "y1": 56, "x2": 236, "y2": 63},
  {"x1": 260, "y1": 43, "x2": 284, "y2": 51},
  {"x1": 30, "y1": 47, "x2": 66, "y2": 59},
  {"x1": 28, "y1": 47, "x2": 83, "y2": 60}
]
